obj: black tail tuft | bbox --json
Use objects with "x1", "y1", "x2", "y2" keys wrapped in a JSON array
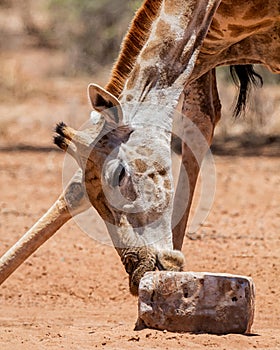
[{"x1": 230, "y1": 65, "x2": 263, "y2": 118}]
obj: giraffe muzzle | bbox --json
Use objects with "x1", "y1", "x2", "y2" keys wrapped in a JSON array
[{"x1": 122, "y1": 247, "x2": 185, "y2": 295}]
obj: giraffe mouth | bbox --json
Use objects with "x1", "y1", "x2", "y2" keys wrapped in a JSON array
[{"x1": 122, "y1": 248, "x2": 185, "y2": 295}]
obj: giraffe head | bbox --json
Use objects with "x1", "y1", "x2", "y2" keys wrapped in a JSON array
[{"x1": 54, "y1": 84, "x2": 184, "y2": 295}]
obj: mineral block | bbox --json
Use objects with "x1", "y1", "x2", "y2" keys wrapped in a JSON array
[{"x1": 137, "y1": 271, "x2": 255, "y2": 334}]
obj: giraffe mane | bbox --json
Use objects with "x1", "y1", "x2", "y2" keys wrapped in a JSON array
[{"x1": 105, "y1": 0, "x2": 163, "y2": 98}]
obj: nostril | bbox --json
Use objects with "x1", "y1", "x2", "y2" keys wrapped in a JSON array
[
  {"x1": 123, "y1": 253, "x2": 139, "y2": 275},
  {"x1": 118, "y1": 166, "x2": 126, "y2": 186},
  {"x1": 112, "y1": 163, "x2": 126, "y2": 187},
  {"x1": 125, "y1": 259, "x2": 134, "y2": 275}
]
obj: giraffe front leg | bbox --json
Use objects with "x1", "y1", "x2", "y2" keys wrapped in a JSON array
[
  {"x1": 172, "y1": 69, "x2": 221, "y2": 250},
  {"x1": 0, "y1": 170, "x2": 90, "y2": 285},
  {"x1": 172, "y1": 144, "x2": 201, "y2": 250}
]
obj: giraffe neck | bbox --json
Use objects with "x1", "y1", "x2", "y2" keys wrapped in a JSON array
[{"x1": 118, "y1": 0, "x2": 221, "y2": 124}]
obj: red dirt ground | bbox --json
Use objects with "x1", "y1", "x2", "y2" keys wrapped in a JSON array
[
  {"x1": 0, "y1": 146, "x2": 279, "y2": 349},
  {"x1": 0, "y1": 4, "x2": 279, "y2": 348}
]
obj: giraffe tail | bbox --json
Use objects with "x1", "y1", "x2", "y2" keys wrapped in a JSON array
[{"x1": 230, "y1": 64, "x2": 263, "y2": 118}]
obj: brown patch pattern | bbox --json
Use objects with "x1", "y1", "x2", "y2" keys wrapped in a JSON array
[
  {"x1": 159, "y1": 37, "x2": 176, "y2": 61},
  {"x1": 164, "y1": 179, "x2": 171, "y2": 190},
  {"x1": 153, "y1": 161, "x2": 167, "y2": 176},
  {"x1": 164, "y1": 0, "x2": 194, "y2": 16},
  {"x1": 136, "y1": 146, "x2": 153, "y2": 157},
  {"x1": 140, "y1": 41, "x2": 162, "y2": 61},
  {"x1": 228, "y1": 20, "x2": 274, "y2": 38},
  {"x1": 134, "y1": 159, "x2": 148, "y2": 173},
  {"x1": 155, "y1": 19, "x2": 172, "y2": 39},
  {"x1": 242, "y1": 1, "x2": 270, "y2": 20},
  {"x1": 209, "y1": 17, "x2": 224, "y2": 38}
]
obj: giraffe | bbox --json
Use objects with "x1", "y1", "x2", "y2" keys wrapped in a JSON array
[
  {"x1": 0, "y1": 0, "x2": 279, "y2": 294},
  {"x1": 0, "y1": 0, "x2": 220, "y2": 295}
]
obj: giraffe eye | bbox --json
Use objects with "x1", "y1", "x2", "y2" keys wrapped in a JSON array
[{"x1": 112, "y1": 163, "x2": 126, "y2": 187}]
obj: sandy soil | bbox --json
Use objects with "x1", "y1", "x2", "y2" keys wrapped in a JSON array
[
  {"x1": 0, "y1": 146, "x2": 279, "y2": 349},
  {"x1": 0, "y1": 3, "x2": 279, "y2": 348}
]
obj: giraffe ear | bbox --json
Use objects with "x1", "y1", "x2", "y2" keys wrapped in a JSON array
[{"x1": 88, "y1": 84, "x2": 123, "y2": 125}]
